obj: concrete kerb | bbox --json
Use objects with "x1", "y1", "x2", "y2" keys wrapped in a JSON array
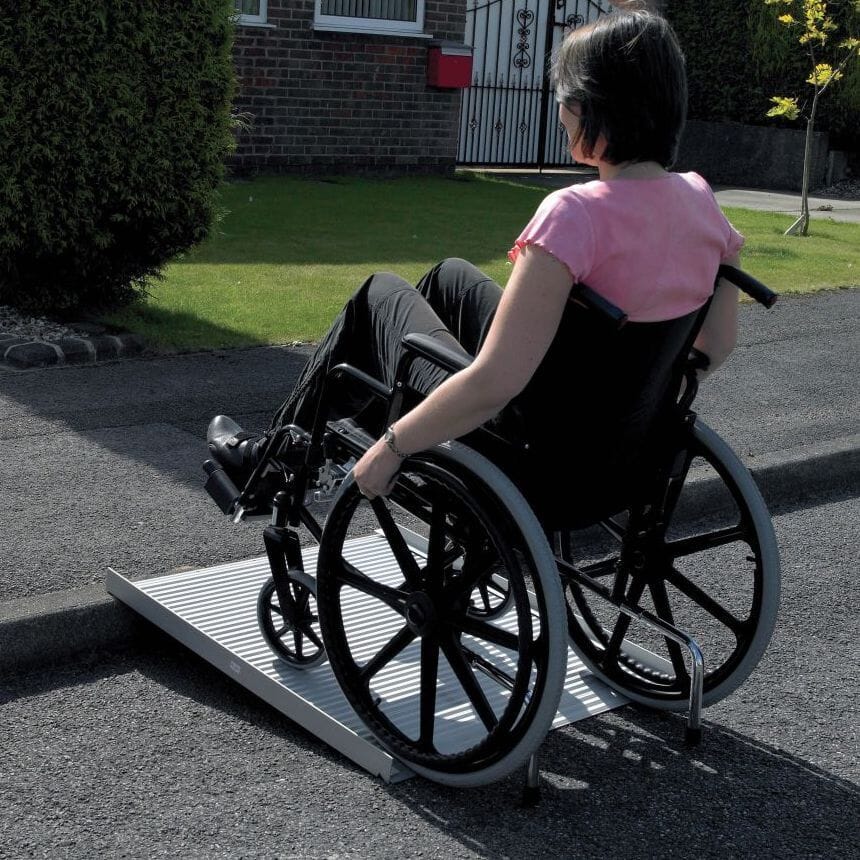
[{"x1": 1, "y1": 433, "x2": 857, "y2": 675}]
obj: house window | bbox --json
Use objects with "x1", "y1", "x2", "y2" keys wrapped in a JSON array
[
  {"x1": 235, "y1": 0, "x2": 268, "y2": 26},
  {"x1": 315, "y1": 0, "x2": 426, "y2": 35}
]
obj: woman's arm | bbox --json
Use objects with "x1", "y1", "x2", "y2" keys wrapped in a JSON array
[
  {"x1": 352, "y1": 245, "x2": 573, "y2": 498},
  {"x1": 692, "y1": 253, "x2": 741, "y2": 377}
]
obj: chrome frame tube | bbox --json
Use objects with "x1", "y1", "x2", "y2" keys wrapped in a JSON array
[{"x1": 557, "y1": 556, "x2": 705, "y2": 735}]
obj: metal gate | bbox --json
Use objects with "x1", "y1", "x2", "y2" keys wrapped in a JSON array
[{"x1": 457, "y1": 0, "x2": 611, "y2": 167}]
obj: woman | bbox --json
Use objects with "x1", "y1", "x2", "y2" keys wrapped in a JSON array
[{"x1": 210, "y1": 9, "x2": 743, "y2": 518}]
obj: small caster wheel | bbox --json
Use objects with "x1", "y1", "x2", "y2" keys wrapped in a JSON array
[{"x1": 257, "y1": 574, "x2": 326, "y2": 668}]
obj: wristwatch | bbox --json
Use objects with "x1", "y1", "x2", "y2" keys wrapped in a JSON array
[{"x1": 383, "y1": 426, "x2": 409, "y2": 460}]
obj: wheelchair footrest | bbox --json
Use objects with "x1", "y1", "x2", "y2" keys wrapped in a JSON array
[{"x1": 203, "y1": 459, "x2": 240, "y2": 515}]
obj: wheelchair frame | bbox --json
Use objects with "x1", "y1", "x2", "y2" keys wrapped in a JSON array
[{"x1": 202, "y1": 268, "x2": 780, "y2": 791}]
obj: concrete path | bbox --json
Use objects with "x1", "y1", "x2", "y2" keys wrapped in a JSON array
[
  {"x1": 464, "y1": 167, "x2": 860, "y2": 223},
  {"x1": 713, "y1": 187, "x2": 860, "y2": 224}
]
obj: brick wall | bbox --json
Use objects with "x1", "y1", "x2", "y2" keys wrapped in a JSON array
[{"x1": 230, "y1": 1, "x2": 466, "y2": 174}]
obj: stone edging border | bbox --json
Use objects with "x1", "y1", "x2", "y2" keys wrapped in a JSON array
[{"x1": 0, "y1": 332, "x2": 147, "y2": 369}]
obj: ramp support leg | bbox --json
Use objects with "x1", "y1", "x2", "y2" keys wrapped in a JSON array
[{"x1": 521, "y1": 753, "x2": 542, "y2": 807}]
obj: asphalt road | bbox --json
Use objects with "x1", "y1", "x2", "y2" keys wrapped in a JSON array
[
  {"x1": 0, "y1": 289, "x2": 857, "y2": 604},
  {"x1": 1, "y1": 495, "x2": 857, "y2": 859},
  {"x1": 0, "y1": 287, "x2": 857, "y2": 857}
]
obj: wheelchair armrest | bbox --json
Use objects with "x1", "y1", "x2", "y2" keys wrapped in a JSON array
[
  {"x1": 717, "y1": 265, "x2": 778, "y2": 308},
  {"x1": 401, "y1": 333, "x2": 474, "y2": 374}
]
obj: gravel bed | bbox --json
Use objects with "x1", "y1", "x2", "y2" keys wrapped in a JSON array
[
  {"x1": 810, "y1": 178, "x2": 860, "y2": 200},
  {"x1": 0, "y1": 306, "x2": 81, "y2": 343}
]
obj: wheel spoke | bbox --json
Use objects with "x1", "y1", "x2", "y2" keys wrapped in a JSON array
[
  {"x1": 663, "y1": 565, "x2": 744, "y2": 634},
  {"x1": 294, "y1": 620, "x2": 324, "y2": 651},
  {"x1": 440, "y1": 635, "x2": 499, "y2": 731},
  {"x1": 605, "y1": 577, "x2": 646, "y2": 664},
  {"x1": 293, "y1": 631, "x2": 303, "y2": 658},
  {"x1": 370, "y1": 497, "x2": 423, "y2": 586},
  {"x1": 599, "y1": 516, "x2": 627, "y2": 543},
  {"x1": 648, "y1": 578, "x2": 690, "y2": 686},
  {"x1": 579, "y1": 557, "x2": 620, "y2": 578},
  {"x1": 667, "y1": 524, "x2": 747, "y2": 559},
  {"x1": 425, "y1": 498, "x2": 448, "y2": 574},
  {"x1": 358, "y1": 625, "x2": 416, "y2": 682},
  {"x1": 336, "y1": 558, "x2": 409, "y2": 614},
  {"x1": 273, "y1": 624, "x2": 288, "y2": 638},
  {"x1": 456, "y1": 616, "x2": 520, "y2": 652},
  {"x1": 442, "y1": 546, "x2": 505, "y2": 605},
  {"x1": 419, "y1": 637, "x2": 440, "y2": 750}
]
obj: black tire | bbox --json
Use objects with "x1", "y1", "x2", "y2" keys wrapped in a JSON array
[
  {"x1": 316, "y1": 441, "x2": 567, "y2": 787},
  {"x1": 257, "y1": 572, "x2": 326, "y2": 669},
  {"x1": 563, "y1": 420, "x2": 780, "y2": 710}
]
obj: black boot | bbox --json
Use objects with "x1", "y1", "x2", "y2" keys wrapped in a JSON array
[{"x1": 206, "y1": 415, "x2": 265, "y2": 488}]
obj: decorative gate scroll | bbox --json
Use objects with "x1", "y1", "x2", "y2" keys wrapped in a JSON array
[{"x1": 457, "y1": 0, "x2": 611, "y2": 167}]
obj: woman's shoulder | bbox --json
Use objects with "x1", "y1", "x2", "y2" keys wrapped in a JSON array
[
  {"x1": 533, "y1": 182, "x2": 597, "y2": 221},
  {"x1": 671, "y1": 170, "x2": 716, "y2": 194}
]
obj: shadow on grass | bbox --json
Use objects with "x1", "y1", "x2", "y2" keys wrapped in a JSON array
[{"x1": 104, "y1": 302, "x2": 269, "y2": 351}]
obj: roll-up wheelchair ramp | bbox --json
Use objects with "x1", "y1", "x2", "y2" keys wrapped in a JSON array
[{"x1": 106, "y1": 532, "x2": 626, "y2": 783}]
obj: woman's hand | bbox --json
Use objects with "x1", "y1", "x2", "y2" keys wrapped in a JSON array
[{"x1": 352, "y1": 436, "x2": 403, "y2": 500}]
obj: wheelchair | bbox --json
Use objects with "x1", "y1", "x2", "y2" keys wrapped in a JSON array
[{"x1": 202, "y1": 265, "x2": 780, "y2": 790}]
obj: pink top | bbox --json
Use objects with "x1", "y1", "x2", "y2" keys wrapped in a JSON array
[{"x1": 508, "y1": 171, "x2": 744, "y2": 322}]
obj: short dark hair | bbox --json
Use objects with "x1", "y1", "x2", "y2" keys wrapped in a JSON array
[{"x1": 553, "y1": 10, "x2": 688, "y2": 168}]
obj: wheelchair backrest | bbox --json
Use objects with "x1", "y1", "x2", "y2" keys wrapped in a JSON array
[{"x1": 502, "y1": 292, "x2": 709, "y2": 528}]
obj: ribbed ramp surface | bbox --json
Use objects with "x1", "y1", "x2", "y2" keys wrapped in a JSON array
[{"x1": 106, "y1": 534, "x2": 625, "y2": 783}]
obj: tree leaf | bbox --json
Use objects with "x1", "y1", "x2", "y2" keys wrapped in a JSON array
[{"x1": 767, "y1": 95, "x2": 801, "y2": 119}]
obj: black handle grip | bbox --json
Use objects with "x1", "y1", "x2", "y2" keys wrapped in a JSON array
[{"x1": 717, "y1": 265, "x2": 778, "y2": 308}]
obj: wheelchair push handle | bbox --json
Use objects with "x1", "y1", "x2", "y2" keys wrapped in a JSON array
[{"x1": 717, "y1": 264, "x2": 778, "y2": 308}]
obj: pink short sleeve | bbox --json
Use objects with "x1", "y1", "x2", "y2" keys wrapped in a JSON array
[
  {"x1": 508, "y1": 189, "x2": 596, "y2": 283},
  {"x1": 724, "y1": 221, "x2": 745, "y2": 260},
  {"x1": 685, "y1": 172, "x2": 745, "y2": 261}
]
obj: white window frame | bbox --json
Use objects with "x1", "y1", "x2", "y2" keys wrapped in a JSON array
[
  {"x1": 314, "y1": 0, "x2": 426, "y2": 37},
  {"x1": 235, "y1": 0, "x2": 269, "y2": 27}
]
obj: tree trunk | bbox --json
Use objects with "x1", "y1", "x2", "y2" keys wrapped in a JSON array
[{"x1": 785, "y1": 90, "x2": 820, "y2": 237}]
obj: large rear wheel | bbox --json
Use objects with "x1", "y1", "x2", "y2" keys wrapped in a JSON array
[
  {"x1": 562, "y1": 420, "x2": 780, "y2": 710},
  {"x1": 316, "y1": 442, "x2": 568, "y2": 786}
]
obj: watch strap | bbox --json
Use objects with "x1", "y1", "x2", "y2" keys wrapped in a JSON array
[{"x1": 384, "y1": 426, "x2": 409, "y2": 460}]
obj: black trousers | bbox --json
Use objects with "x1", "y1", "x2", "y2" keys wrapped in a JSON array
[
  {"x1": 270, "y1": 258, "x2": 503, "y2": 434},
  {"x1": 270, "y1": 257, "x2": 631, "y2": 528}
]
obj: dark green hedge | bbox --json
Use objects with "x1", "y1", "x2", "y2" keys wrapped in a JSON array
[
  {"x1": 0, "y1": 0, "x2": 236, "y2": 314},
  {"x1": 667, "y1": 0, "x2": 859, "y2": 151}
]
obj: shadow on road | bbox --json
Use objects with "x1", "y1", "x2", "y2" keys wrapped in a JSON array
[
  {"x1": 3, "y1": 633, "x2": 855, "y2": 859},
  {"x1": 391, "y1": 708, "x2": 857, "y2": 858}
]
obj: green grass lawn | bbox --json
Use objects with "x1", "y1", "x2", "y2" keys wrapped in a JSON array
[{"x1": 104, "y1": 173, "x2": 860, "y2": 350}]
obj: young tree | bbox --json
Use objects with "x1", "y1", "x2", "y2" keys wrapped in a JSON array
[{"x1": 764, "y1": 0, "x2": 859, "y2": 235}]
